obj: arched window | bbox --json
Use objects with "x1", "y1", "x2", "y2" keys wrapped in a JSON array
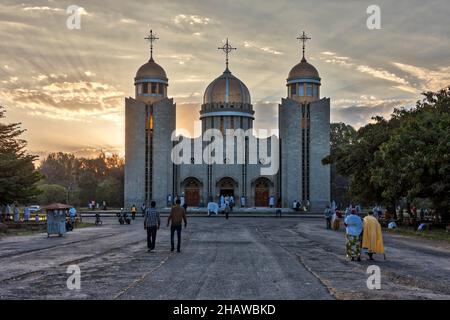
[
  {"x1": 299, "y1": 83, "x2": 305, "y2": 96},
  {"x1": 313, "y1": 84, "x2": 318, "y2": 97},
  {"x1": 306, "y1": 84, "x2": 313, "y2": 96},
  {"x1": 290, "y1": 83, "x2": 297, "y2": 96}
]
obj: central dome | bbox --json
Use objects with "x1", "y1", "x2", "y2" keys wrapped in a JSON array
[
  {"x1": 135, "y1": 58, "x2": 167, "y2": 81},
  {"x1": 203, "y1": 69, "x2": 251, "y2": 104},
  {"x1": 288, "y1": 57, "x2": 320, "y2": 80}
]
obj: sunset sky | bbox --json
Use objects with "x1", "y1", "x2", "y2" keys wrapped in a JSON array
[{"x1": 1, "y1": 0, "x2": 449, "y2": 160}]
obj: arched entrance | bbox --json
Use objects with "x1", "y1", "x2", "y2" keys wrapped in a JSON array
[
  {"x1": 182, "y1": 178, "x2": 201, "y2": 207},
  {"x1": 254, "y1": 178, "x2": 270, "y2": 207},
  {"x1": 216, "y1": 177, "x2": 237, "y2": 198}
]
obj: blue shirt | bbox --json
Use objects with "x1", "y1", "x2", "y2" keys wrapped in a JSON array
[{"x1": 345, "y1": 214, "x2": 363, "y2": 236}]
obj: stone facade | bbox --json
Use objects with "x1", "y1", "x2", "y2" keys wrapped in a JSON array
[{"x1": 125, "y1": 39, "x2": 330, "y2": 211}]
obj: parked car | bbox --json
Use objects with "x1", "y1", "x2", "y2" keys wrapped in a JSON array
[{"x1": 28, "y1": 205, "x2": 40, "y2": 213}]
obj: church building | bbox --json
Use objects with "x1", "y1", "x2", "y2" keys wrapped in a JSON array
[{"x1": 124, "y1": 31, "x2": 330, "y2": 211}]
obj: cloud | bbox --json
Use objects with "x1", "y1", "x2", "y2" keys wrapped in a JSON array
[
  {"x1": 319, "y1": 52, "x2": 418, "y2": 93},
  {"x1": 173, "y1": 14, "x2": 211, "y2": 25},
  {"x1": 0, "y1": 76, "x2": 124, "y2": 122},
  {"x1": 22, "y1": 6, "x2": 63, "y2": 12},
  {"x1": 243, "y1": 41, "x2": 283, "y2": 55},
  {"x1": 0, "y1": 0, "x2": 448, "y2": 154},
  {"x1": 356, "y1": 65, "x2": 411, "y2": 87},
  {"x1": 120, "y1": 18, "x2": 137, "y2": 24},
  {"x1": 331, "y1": 97, "x2": 415, "y2": 128},
  {"x1": 392, "y1": 62, "x2": 450, "y2": 92}
]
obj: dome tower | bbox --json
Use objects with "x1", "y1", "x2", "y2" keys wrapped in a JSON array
[
  {"x1": 199, "y1": 39, "x2": 254, "y2": 133},
  {"x1": 125, "y1": 30, "x2": 175, "y2": 210},
  {"x1": 286, "y1": 31, "x2": 321, "y2": 103},
  {"x1": 134, "y1": 30, "x2": 168, "y2": 104}
]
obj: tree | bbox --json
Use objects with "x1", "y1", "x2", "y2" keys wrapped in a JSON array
[
  {"x1": 326, "y1": 123, "x2": 357, "y2": 206},
  {"x1": 40, "y1": 152, "x2": 80, "y2": 187},
  {"x1": 37, "y1": 184, "x2": 67, "y2": 205},
  {"x1": 95, "y1": 177, "x2": 122, "y2": 207},
  {"x1": 372, "y1": 88, "x2": 450, "y2": 221},
  {"x1": 0, "y1": 106, "x2": 42, "y2": 205},
  {"x1": 323, "y1": 87, "x2": 450, "y2": 221},
  {"x1": 39, "y1": 151, "x2": 125, "y2": 208},
  {"x1": 323, "y1": 117, "x2": 395, "y2": 205}
]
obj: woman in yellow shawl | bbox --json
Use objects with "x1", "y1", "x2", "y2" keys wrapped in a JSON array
[{"x1": 362, "y1": 211, "x2": 385, "y2": 260}]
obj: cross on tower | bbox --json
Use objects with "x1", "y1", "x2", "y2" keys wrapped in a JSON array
[
  {"x1": 297, "y1": 31, "x2": 311, "y2": 60},
  {"x1": 145, "y1": 29, "x2": 159, "y2": 61},
  {"x1": 218, "y1": 38, "x2": 236, "y2": 71}
]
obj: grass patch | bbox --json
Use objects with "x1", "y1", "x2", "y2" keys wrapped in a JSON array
[{"x1": 384, "y1": 226, "x2": 450, "y2": 242}]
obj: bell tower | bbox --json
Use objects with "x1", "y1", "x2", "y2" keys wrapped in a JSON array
[
  {"x1": 279, "y1": 31, "x2": 330, "y2": 211},
  {"x1": 125, "y1": 30, "x2": 175, "y2": 209}
]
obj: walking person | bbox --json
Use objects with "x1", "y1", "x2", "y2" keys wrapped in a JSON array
[
  {"x1": 5, "y1": 204, "x2": 11, "y2": 222},
  {"x1": 344, "y1": 209, "x2": 363, "y2": 261},
  {"x1": 23, "y1": 206, "x2": 30, "y2": 223},
  {"x1": 13, "y1": 205, "x2": 20, "y2": 223},
  {"x1": 224, "y1": 202, "x2": 230, "y2": 220},
  {"x1": 269, "y1": 195, "x2": 275, "y2": 208},
  {"x1": 324, "y1": 205, "x2": 333, "y2": 229},
  {"x1": 131, "y1": 204, "x2": 137, "y2": 220},
  {"x1": 362, "y1": 211, "x2": 385, "y2": 260},
  {"x1": 144, "y1": 201, "x2": 160, "y2": 252},
  {"x1": 141, "y1": 203, "x2": 146, "y2": 217},
  {"x1": 167, "y1": 199, "x2": 187, "y2": 253},
  {"x1": 332, "y1": 209, "x2": 342, "y2": 231}
]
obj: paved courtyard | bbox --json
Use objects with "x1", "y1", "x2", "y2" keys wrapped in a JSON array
[{"x1": 0, "y1": 216, "x2": 449, "y2": 299}]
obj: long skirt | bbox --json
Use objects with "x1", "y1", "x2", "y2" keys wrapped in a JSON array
[
  {"x1": 346, "y1": 234, "x2": 361, "y2": 258},
  {"x1": 332, "y1": 218, "x2": 341, "y2": 230}
]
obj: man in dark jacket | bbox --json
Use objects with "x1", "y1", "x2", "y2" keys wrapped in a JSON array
[{"x1": 167, "y1": 199, "x2": 187, "y2": 252}]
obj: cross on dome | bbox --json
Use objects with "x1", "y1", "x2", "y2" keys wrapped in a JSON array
[
  {"x1": 297, "y1": 31, "x2": 311, "y2": 60},
  {"x1": 145, "y1": 29, "x2": 159, "y2": 61},
  {"x1": 218, "y1": 38, "x2": 237, "y2": 71}
]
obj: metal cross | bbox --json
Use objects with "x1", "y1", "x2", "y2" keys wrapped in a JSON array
[
  {"x1": 297, "y1": 31, "x2": 311, "y2": 59},
  {"x1": 218, "y1": 38, "x2": 236, "y2": 70},
  {"x1": 145, "y1": 30, "x2": 159, "y2": 61}
]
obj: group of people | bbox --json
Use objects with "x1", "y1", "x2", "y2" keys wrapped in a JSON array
[
  {"x1": 88, "y1": 200, "x2": 108, "y2": 210},
  {"x1": 166, "y1": 194, "x2": 187, "y2": 208},
  {"x1": 325, "y1": 205, "x2": 385, "y2": 261},
  {"x1": 292, "y1": 200, "x2": 310, "y2": 212},
  {"x1": 0, "y1": 204, "x2": 38, "y2": 223},
  {"x1": 143, "y1": 199, "x2": 187, "y2": 253},
  {"x1": 345, "y1": 210, "x2": 385, "y2": 261}
]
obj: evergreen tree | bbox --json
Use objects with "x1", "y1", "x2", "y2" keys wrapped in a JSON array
[{"x1": 0, "y1": 106, "x2": 42, "y2": 205}]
